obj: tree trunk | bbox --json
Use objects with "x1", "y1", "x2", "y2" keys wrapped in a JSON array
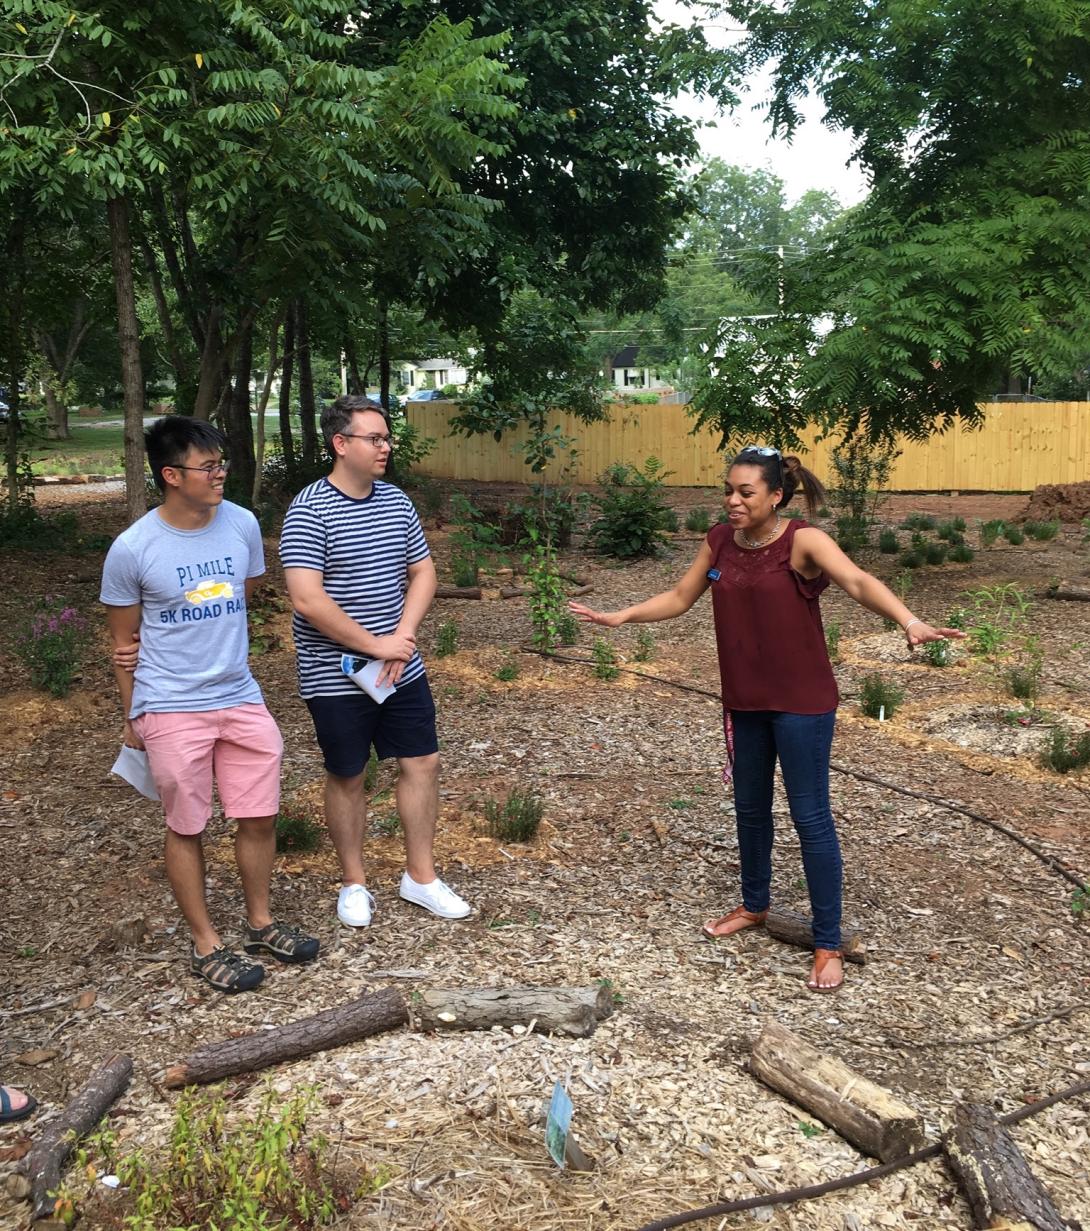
[
  {"x1": 148, "y1": 186, "x2": 204, "y2": 352},
  {"x1": 749, "y1": 1019, "x2": 927, "y2": 1162},
  {"x1": 416, "y1": 986, "x2": 614, "y2": 1037},
  {"x1": 344, "y1": 331, "x2": 364, "y2": 394},
  {"x1": 224, "y1": 318, "x2": 255, "y2": 505},
  {"x1": 106, "y1": 193, "x2": 147, "y2": 524},
  {"x1": 378, "y1": 296, "x2": 391, "y2": 412},
  {"x1": 192, "y1": 304, "x2": 226, "y2": 422},
  {"x1": 164, "y1": 988, "x2": 409, "y2": 1088},
  {"x1": 278, "y1": 301, "x2": 297, "y2": 474},
  {"x1": 24, "y1": 1053, "x2": 133, "y2": 1222},
  {"x1": 296, "y1": 299, "x2": 319, "y2": 469},
  {"x1": 138, "y1": 232, "x2": 192, "y2": 411},
  {"x1": 943, "y1": 1102, "x2": 1079, "y2": 1231},
  {"x1": 2, "y1": 204, "x2": 28, "y2": 513},
  {"x1": 764, "y1": 908, "x2": 867, "y2": 964},
  {"x1": 252, "y1": 314, "x2": 282, "y2": 507}
]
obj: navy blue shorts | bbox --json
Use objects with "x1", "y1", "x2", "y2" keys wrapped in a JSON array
[{"x1": 305, "y1": 675, "x2": 439, "y2": 778}]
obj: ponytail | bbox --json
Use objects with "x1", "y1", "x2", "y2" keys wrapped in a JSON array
[{"x1": 780, "y1": 455, "x2": 826, "y2": 517}]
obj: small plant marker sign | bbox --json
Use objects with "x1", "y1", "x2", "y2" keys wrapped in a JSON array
[{"x1": 546, "y1": 1080, "x2": 574, "y2": 1168}]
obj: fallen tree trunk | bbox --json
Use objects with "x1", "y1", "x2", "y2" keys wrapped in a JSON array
[
  {"x1": 943, "y1": 1102, "x2": 1079, "y2": 1231},
  {"x1": 1048, "y1": 580, "x2": 1090, "y2": 602},
  {"x1": 25, "y1": 1053, "x2": 133, "y2": 1222},
  {"x1": 750, "y1": 1021, "x2": 926, "y2": 1162},
  {"x1": 415, "y1": 985, "x2": 614, "y2": 1037},
  {"x1": 765, "y1": 909, "x2": 867, "y2": 965},
  {"x1": 435, "y1": 585, "x2": 482, "y2": 600},
  {"x1": 163, "y1": 986, "x2": 408, "y2": 1088}
]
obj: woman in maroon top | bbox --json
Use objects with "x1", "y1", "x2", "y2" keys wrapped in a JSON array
[{"x1": 572, "y1": 447, "x2": 962, "y2": 992}]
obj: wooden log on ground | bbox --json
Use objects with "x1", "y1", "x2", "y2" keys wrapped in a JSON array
[
  {"x1": 500, "y1": 581, "x2": 593, "y2": 600},
  {"x1": 943, "y1": 1102, "x2": 1080, "y2": 1231},
  {"x1": 765, "y1": 908, "x2": 867, "y2": 965},
  {"x1": 1048, "y1": 580, "x2": 1090, "y2": 602},
  {"x1": 163, "y1": 986, "x2": 408, "y2": 1089},
  {"x1": 435, "y1": 585, "x2": 482, "y2": 600},
  {"x1": 749, "y1": 1020, "x2": 926, "y2": 1162},
  {"x1": 25, "y1": 1053, "x2": 133, "y2": 1223},
  {"x1": 416, "y1": 985, "x2": 614, "y2": 1038}
]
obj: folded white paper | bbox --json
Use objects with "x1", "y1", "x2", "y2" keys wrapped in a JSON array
[
  {"x1": 340, "y1": 655, "x2": 397, "y2": 704},
  {"x1": 111, "y1": 744, "x2": 160, "y2": 800}
]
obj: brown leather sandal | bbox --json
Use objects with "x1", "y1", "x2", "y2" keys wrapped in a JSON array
[
  {"x1": 701, "y1": 904, "x2": 769, "y2": 939},
  {"x1": 806, "y1": 948, "x2": 844, "y2": 993}
]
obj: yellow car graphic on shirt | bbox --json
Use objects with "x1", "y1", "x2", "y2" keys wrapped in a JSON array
[{"x1": 185, "y1": 579, "x2": 235, "y2": 604}]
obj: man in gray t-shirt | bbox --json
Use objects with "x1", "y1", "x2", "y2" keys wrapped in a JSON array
[{"x1": 101, "y1": 418, "x2": 318, "y2": 993}]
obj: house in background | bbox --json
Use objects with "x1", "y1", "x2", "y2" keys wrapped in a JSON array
[
  {"x1": 607, "y1": 346, "x2": 674, "y2": 392},
  {"x1": 398, "y1": 357, "x2": 469, "y2": 392}
]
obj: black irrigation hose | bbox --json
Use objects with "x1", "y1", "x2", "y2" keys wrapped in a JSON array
[
  {"x1": 632, "y1": 1076, "x2": 1090, "y2": 1231},
  {"x1": 530, "y1": 648, "x2": 1090, "y2": 890}
]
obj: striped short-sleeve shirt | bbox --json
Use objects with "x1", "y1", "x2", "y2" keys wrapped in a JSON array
[{"x1": 279, "y1": 478, "x2": 430, "y2": 698}]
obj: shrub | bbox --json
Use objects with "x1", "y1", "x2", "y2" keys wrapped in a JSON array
[
  {"x1": 588, "y1": 458, "x2": 674, "y2": 559},
  {"x1": 633, "y1": 627, "x2": 655, "y2": 662},
  {"x1": 1040, "y1": 728, "x2": 1090, "y2": 774},
  {"x1": 593, "y1": 636, "x2": 619, "y2": 680},
  {"x1": 949, "y1": 543, "x2": 975, "y2": 563},
  {"x1": 660, "y1": 506, "x2": 679, "y2": 532},
  {"x1": 363, "y1": 747, "x2": 380, "y2": 792},
  {"x1": 964, "y1": 583, "x2": 1032, "y2": 658},
  {"x1": 717, "y1": 509, "x2": 731, "y2": 524},
  {"x1": 685, "y1": 507, "x2": 711, "y2": 533},
  {"x1": 260, "y1": 436, "x2": 330, "y2": 506},
  {"x1": 859, "y1": 673, "x2": 905, "y2": 719},
  {"x1": 495, "y1": 657, "x2": 519, "y2": 681},
  {"x1": 828, "y1": 435, "x2": 898, "y2": 556},
  {"x1": 388, "y1": 410, "x2": 436, "y2": 473},
  {"x1": 1005, "y1": 635, "x2": 1043, "y2": 706},
  {"x1": 483, "y1": 788, "x2": 544, "y2": 842},
  {"x1": 835, "y1": 515, "x2": 870, "y2": 555},
  {"x1": 900, "y1": 513, "x2": 937, "y2": 531},
  {"x1": 275, "y1": 809, "x2": 322, "y2": 854},
  {"x1": 980, "y1": 519, "x2": 1006, "y2": 547},
  {"x1": 524, "y1": 532, "x2": 567, "y2": 649},
  {"x1": 824, "y1": 619, "x2": 841, "y2": 661},
  {"x1": 435, "y1": 618, "x2": 458, "y2": 658},
  {"x1": 505, "y1": 484, "x2": 586, "y2": 548},
  {"x1": 557, "y1": 611, "x2": 579, "y2": 646},
  {"x1": 924, "y1": 541, "x2": 947, "y2": 565},
  {"x1": 1003, "y1": 524, "x2": 1025, "y2": 545},
  {"x1": 898, "y1": 549, "x2": 923, "y2": 569},
  {"x1": 450, "y1": 555, "x2": 478, "y2": 587},
  {"x1": 448, "y1": 493, "x2": 505, "y2": 576},
  {"x1": 1024, "y1": 519, "x2": 1060, "y2": 541},
  {"x1": 923, "y1": 640, "x2": 950, "y2": 667},
  {"x1": 16, "y1": 596, "x2": 94, "y2": 697},
  {"x1": 878, "y1": 529, "x2": 899, "y2": 553}
]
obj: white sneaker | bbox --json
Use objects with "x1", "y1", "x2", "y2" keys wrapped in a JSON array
[
  {"x1": 337, "y1": 883, "x2": 375, "y2": 928},
  {"x1": 399, "y1": 872, "x2": 471, "y2": 919}
]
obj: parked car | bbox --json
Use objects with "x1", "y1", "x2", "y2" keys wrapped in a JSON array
[{"x1": 406, "y1": 389, "x2": 449, "y2": 401}]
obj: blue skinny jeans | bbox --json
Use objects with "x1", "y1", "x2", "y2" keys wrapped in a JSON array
[{"x1": 730, "y1": 708, "x2": 842, "y2": 950}]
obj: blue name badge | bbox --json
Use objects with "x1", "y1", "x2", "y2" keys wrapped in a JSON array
[{"x1": 706, "y1": 568, "x2": 721, "y2": 582}]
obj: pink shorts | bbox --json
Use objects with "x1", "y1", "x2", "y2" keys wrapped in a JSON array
[{"x1": 133, "y1": 703, "x2": 283, "y2": 835}]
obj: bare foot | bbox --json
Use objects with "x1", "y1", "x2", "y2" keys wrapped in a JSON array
[{"x1": 702, "y1": 905, "x2": 769, "y2": 939}]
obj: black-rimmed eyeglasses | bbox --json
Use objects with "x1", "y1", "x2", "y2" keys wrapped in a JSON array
[
  {"x1": 339, "y1": 433, "x2": 395, "y2": 449},
  {"x1": 170, "y1": 459, "x2": 230, "y2": 477}
]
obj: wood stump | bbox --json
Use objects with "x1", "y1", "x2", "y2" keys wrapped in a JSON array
[
  {"x1": 764, "y1": 908, "x2": 867, "y2": 964},
  {"x1": 943, "y1": 1102, "x2": 1081, "y2": 1231},
  {"x1": 749, "y1": 1020, "x2": 926, "y2": 1162}
]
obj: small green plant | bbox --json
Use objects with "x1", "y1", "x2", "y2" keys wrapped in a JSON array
[
  {"x1": 685, "y1": 507, "x2": 711, "y2": 533},
  {"x1": 495, "y1": 657, "x2": 520, "y2": 682},
  {"x1": 1040, "y1": 727, "x2": 1090, "y2": 774},
  {"x1": 63, "y1": 1084, "x2": 352, "y2": 1230},
  {"x1": 16, "y1": 596, "x2": 94, "y2": 697},
  {"x1": 835, "y1": 514, "x2": 870, "y2": 555},
  {"x1": 936, "y1": 518, "x2": 966, "y2": 540},
  {"x1": 372, "y1": 813, "x2": 401, "y2": 837},
  {"x1": 483, "y1": 788, "x2": 544, "y2": 842},
  {"x1": 667, "y1": 797, "x2": 691, "y2": 810},
  {"x1": 1072, "y1": 883, "x2": 1090, "y2": 919},
  {"x1": 898, "y1": 549, "x2": 923, "y2": 569},
  {"x1": 946, "y1": 606, "x2": 969, "y2": 628},
  {"x1": 964, "y1": 583, "x2": 1032, "y2": 658},
  {"x1": 828, "y1": 434, "x2": 898, "y2": 556},
  {"x1": 859, "y1": 673, "x2": 905, "y2": 719},
  {"x1": 824, "y1": 618, "x2": 842, "y2": 661},
  {"x1": 717, "y1": 508, "x2": 731, "y2": 524},
  {"x1": 435, "y1": 617, "x2": 459, "y2": 658},
  {"x1": 878, "y1": 528, "x2": 899, "y2": 553},
  {"x1": 557, "y1": 611, "x2": 579, "y2": 645},
  {"x1": 660, "y1": 506, "x2": 679, "y2": 532},
  {"x1": 363, "y1": 747, "x2": 380, "y2": 792},
  {"x1": 980, "y1": 519, "x2": 1006, "y2": 547},
  {"x1": 595, "y1": 976, "x2": 625, "y2": 1006},
  {"x1": 450, "y1": 555, "x2": 478, "y2": 587},
  {"x1": 949, "y1": 543, "x2": 975, "y2": 563},
  {"x1": 592, "y1": 636, "x2": 619, "y2": 680},
  {"x1": 448, "y1": 492, "x2": 505, "y2": 582},
  {"x1": 797, "y1": 1120, "x2": 824, "y2": 1139},
  {"x1": 1003, "y1": 524, "x2": 1025, "y2": 545},
  {"x1": 588, "y1": 457, "x2": 674, "y2": 559},
  {"x1": 524, "y1": 530, "x2": 567, "y2": 650},
  {"x1": 1024, "y1": 519, "x2": 1060, "y2": 541},
  {"x1": 900, "y1": 513, "x2": 937, "y2": 531},
  {"x1": 923, "y1": 639, "x2": 951, "y2": 667},
  {"x1": 275, "y1": 809, "x2": 322, "y2": 854},
  {"x1": 633, "y1": 626, "x2": 655, "y2": 662},
  {"x1": 924, "y1": 541, "x2": 947, "y2": 566},
  {"x1": 883, "y1": 569, "x2": 915, "y2": 628},
  {"x1": 1004, "y1": 635, "x2": 1043, "y2": 706}
]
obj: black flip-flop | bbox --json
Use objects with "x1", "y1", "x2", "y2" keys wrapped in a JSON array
[{"x1": 0, "y1": 1087, "x2": 37, "y2": 1124}]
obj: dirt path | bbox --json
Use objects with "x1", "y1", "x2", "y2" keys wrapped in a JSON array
[{"x1": 1, "y1": 485, "x2": 1088, "y2": 1230}]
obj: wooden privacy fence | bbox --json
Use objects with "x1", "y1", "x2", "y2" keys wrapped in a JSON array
[{"x1": 406, "y1": 400, "x2": 1090, "y2": 491}]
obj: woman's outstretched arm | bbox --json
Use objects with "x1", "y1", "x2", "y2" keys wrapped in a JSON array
[{"x1": 570, "y1": 541, "x2": 715, "y2": 628}]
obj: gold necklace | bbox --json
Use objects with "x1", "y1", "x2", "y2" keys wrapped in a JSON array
[{"x1": 741, "y1": 513, "x2": 781, "y2": 549}]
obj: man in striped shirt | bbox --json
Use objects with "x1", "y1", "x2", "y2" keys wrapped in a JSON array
[{"x1": 280, "y1": 395, "x2": 470, "y2": 928}]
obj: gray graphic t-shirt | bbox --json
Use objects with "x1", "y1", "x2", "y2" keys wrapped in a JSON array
[{"x1": 100, "y1": 501, "x2": 265, "y2": 717}]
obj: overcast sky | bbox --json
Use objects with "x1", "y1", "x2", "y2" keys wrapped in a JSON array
[{"x1": 655, "y1": 2, "x2": 869, "y2": 207}]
